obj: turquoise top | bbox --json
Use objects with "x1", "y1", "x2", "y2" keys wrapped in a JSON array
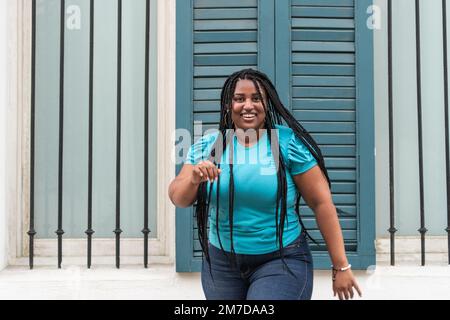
[{"x1": 184, "y1": 124, "x2": 318, "y2": 254}]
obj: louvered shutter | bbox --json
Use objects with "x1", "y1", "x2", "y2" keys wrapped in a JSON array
[{"x1": 176, "y1": 0, "x2": 375, "y2": 271}]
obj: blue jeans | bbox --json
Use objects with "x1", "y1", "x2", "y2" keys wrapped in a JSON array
[{"x1": 201, "y1": 230, "x2": 314, "y2": 300}]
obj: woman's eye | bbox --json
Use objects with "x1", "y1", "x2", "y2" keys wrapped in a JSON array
[
  {"x1": 234, "y1": 97, "x2": 244, "y2": 102},
  {"x1": 252, "y1": 97, "x2": 261, "y2": 102}
]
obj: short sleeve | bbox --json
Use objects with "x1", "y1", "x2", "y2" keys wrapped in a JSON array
[
  {"x1": 288, "y1": 131, "x2": 318, "y2": 175},
  {"x1": 184, "y1": 133, "x2": 218, "y2": 165}
]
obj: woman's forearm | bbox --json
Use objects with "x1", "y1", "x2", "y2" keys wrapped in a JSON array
[
  {"x1": 168, "y1": 175, "x2": 200, "y2": 208},
  {"x1": 313, "y1": 202, "x2": 349, "y2": 268}
]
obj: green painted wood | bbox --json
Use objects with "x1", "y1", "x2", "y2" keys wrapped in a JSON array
[
  {"x1": 194, "y1": 20, "x2": 257, "y2": 31},
  {"x1": 175, "y1": 0, "x2": 194, "y2": 272},
  {"x1": 194, "y1": 65, "x2": 256, "y2": 76},
  {"x1": 302, "y1": 122, "x2": 356, "y2": 133},
  {"x1": 293, "y1": 76, "x2": 355, "y2": 87},
  {"x1": 292, "y1": 18, "x2": 354, "y2": 29},
  {"x1": 293, "y1": 87, "x2": 355, "y2": 98},
  {"x1": 194, "y1": 0, "x2": 257, "y2": 8},
  {"x1": 327, "y1": 170, "x2": 356, "y2": 181},
  {"x1": 194, "y1": 42, "x2": 257, "y2": 54},
  {"x1": 194, "y1": 8, "x2": 257, "y2": 20},
  {"x1": 292, "y1": 29, "x2": 355, "y2": 41},
  {"x1": 258, "y1": 0, "x2": 276, "y2": 81},
  {"x1": 293, "y1": 110, "x2": 355, "y2": 121},
  {"x1": 292, "y1": 0, "x2": 354, "y2": 6},
  {"x1": 292, "y1": 52, "x2": 355, "y2": 64},
  {"x1": 292, "y1": 64, "x2": 355, "y2": 75},
  {"x1": 292, "y1": 98, "x2": 355, "y2": 109},
  {"x1": 292, "y1": 41, "x2": 355, "y2": 52},
  {"x1": 310, "y1": 133, "x2": 355, "y2": 145},
  {"x1": 291, "y1": 6, "x2": 354, "y2": 18},
  {"x1": 194, "y1": 54, "x2": 257, "y2": 66},
  {"x1": 354, "y1": 0, "x2": 376, "y2": 267},
  {"x1": 194, "y1": 77, "x2": 227, "y2": 89},
  {"x1": 194, "y1": 31, "x2": 257, "y2": 43}
]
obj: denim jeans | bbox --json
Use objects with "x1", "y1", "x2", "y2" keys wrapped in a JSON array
[{"x1": 201, "y1": 230, "x2": 314, "y2": 300}]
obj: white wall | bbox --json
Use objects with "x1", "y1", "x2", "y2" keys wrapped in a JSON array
[
  {"x1": 374, "y1": 0, "x2": 449, "y2": 237},
  {"x1": 0, "y1": 0, "x2": 10, "y2": 270}
]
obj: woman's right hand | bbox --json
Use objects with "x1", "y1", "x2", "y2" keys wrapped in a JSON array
[{"x1": 191, "y1": 160, "x2": 221, "y2": 185}]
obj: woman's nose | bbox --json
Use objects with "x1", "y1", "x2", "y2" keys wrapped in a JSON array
[{"x1": 243, "y1": 99, "x2": 254, "y2": 109}]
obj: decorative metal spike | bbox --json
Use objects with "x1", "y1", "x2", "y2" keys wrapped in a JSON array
[{"x1": 388, "y1": 227, "x2": 397, "y2": 234}]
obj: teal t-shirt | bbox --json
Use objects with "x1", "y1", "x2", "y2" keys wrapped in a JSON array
[{"x1": 184, "y1": 124, "x2": 318, "y2": 254}]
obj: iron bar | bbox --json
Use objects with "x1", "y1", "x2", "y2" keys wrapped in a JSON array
[
  {"x1": 56, "y1": 0, "x2": 66, "y2": 269},
  {"x1": 142, "y1": 0, "x2": 151, "y2": 268},
  {"x1": 387, "y1": 0, "x2": 397, "y2": 266},
  {"x1": 415, "y1": 0, "x2": 427, "y2": 266},
  {"x1": 85, "y1": 0, "x2": 95, "y2": 269},
  {"x1": 28, "y1": 0, "x2": 37, "y2": 270},
  {"x1": 114, "y1": 0, "x2": 123, "y2": 269}
]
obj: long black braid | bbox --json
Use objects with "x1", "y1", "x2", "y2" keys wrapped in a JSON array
[{"x1": 195, "y1": 68, "x2": 342, "y2": 281}]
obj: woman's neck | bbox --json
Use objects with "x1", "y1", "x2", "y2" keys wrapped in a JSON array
[{"x1": 234, "y1": 127, "x2": 266, "y2": 147}]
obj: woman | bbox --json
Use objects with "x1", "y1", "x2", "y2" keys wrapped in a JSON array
[{"x1": 168, "y1": 69, "x2": 361, "y2": 300}]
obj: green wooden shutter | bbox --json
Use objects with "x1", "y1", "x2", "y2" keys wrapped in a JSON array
[{"x1": 176, "y1": 0, "x2": 375, "y2": 272}]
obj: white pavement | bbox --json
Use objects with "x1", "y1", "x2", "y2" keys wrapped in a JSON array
[{"x1": 0, "y1": 260, "x2": 449, "y2": 300}]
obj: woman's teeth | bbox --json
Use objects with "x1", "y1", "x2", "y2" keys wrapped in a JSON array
[{"x1": 242, "y1": 114, "x2": 256, "y2": 119}]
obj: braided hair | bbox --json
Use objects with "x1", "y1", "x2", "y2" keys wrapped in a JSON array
[{"x1": 196, "y1": 68, "x2": 334, "y2": 279}]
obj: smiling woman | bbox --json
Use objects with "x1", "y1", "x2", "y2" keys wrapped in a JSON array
[{"x1": 168, "y1": 68, "x2": 362, "y2": 300}]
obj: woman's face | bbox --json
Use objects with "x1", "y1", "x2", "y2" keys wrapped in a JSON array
[{"x1": 230, "y1": 79, "x2": 266, "y2": 131}]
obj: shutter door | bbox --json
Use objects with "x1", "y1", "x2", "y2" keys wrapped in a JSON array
[
  {"x1": 291, "y1": 0, "x2": 357, "y2": 256},
  {"x1": 176, "y1": 0, "x2": 375, "y2": 271}
]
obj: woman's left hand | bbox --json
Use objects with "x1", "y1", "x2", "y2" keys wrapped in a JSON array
[{"x1": 332, "y1": 269, "x2": 362, "y2": 300}]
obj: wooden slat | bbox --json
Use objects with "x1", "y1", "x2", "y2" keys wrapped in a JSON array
[
  {"x1": 301, "y1": 121, "x2": 355, "y2": 133},
  {"x1": 327, "y1": 169, "x2": 356, "y2": 181},
  {"x1": 292, "y1": 98, "x2": 355, "y2": 110},
  {"x1": 292, "y1": 41, "x2": 355, "y2": 52},
  {"x1": 194, "y1": 42, "x2": 257, "y2": 54},
  {"x1": 194, "y1": 0, "x2": 257, "y2": 9},
  {"x1": 292, "y1": 87, "x2": 355, "y2": 99},
  {"x1": 194, "y1": 78, "x2": 227, "y2": 89},
  {"x1": 194, "y1": 89, "x2": 222, "y2": 101},
  {"x1": 310, "y1": 133, "x2": 355, "y2": 144},
  {"x1": 294, "y1": 110, "x2": 355, "y2": 121},
  {"x1": 194, "y1": 54, "x2": 257, "y2": 66},
  {"x1": 300, "y1": 205, "x2": 357, "y2": 216},
  {"x1": 194, "y1": 8, "x2": 257, "y2": 20},
  {"x1": 194, "y1": 31, "x2": 257, "y2": 43},
  {"x1": 293, "y1": 76, "x2": 355, "y2": 87},
  {"x1": 194, "y1": 65, "x2": 256, "y2": 76},
  {"x1": 194, "y1": 101, "x2": 221, "y2": 112},
  {"x1": 292, "y1": 0, "x2": 354, "y2": 7},
  {"x1": 293, "y1": 64, "x2": 355, "y2": 75},
  {"x1": 324, "y1": 157, "x2": 356, "y2": 169},
  {"x1": 291, "y1": 6, "x2": 354, "y2": 18},
  {"x1": 318, "y1": 145, "x2": 356, "y2": 157},
  {"x1": 292, "y1": 29, "x2": 354, "y2": 41},
  {"x1": 292, "y1": 18, "x2": 354, "y2": 29},
  {"x1": 293, "y1": 52, "x2": 355, "y2": 64},
  {"x1": 194, "y1": 20, "x2": 257, "y2": 31}
]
